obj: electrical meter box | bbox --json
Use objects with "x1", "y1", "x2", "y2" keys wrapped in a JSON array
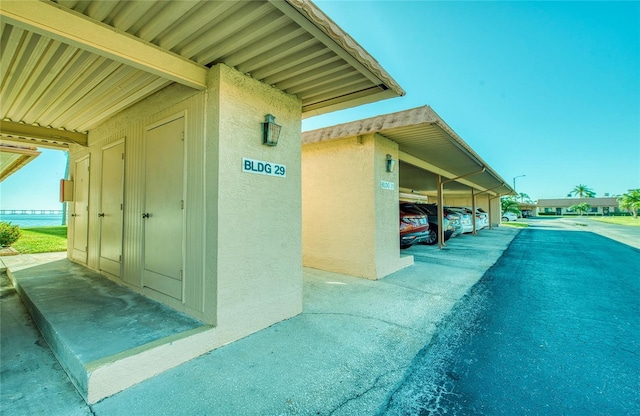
[{"x1": 60, "y1": 179, "x2": 73, "y2": 202}]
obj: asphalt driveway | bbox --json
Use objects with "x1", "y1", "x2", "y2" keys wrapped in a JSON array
[{"x1": 385, "y1": 218, "x2": 640, "y2": 415}]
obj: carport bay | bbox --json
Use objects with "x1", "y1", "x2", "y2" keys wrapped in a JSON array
[{"x1": 302, "y1": 106, "x2": 515, "y2": 281}]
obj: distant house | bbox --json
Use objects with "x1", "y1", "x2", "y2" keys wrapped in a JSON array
[
  {"x1": 517, "y1": 202, "x2": 537, "y2": 218},
  {"x1": 536, "y1": 197, "x2": 621, "y2": 216}
]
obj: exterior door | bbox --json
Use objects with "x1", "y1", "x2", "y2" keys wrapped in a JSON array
[
  {"x1": 143, "y1": 117, "x2": 184, "y2": 300},
  {"x1": 99, "y1": 141, "x2": 125, "y2": 277},
  {"x1": 72, "y1": 156, "x2": 90, "y2": 263}
]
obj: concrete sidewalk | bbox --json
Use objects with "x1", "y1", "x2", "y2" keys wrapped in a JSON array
[{"x1": 1, "y1": 227, "x2": 520, "y2": 415}]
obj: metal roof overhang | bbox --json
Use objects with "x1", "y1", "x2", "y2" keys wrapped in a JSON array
[
  {"x1": 302, "y1": 105, "x2": 514, "y2": 196},
  {"x1": 0, "y1": 141, "x2": 40, "y2": 182},
  {"x1": 0, "y1": 0, "x2": 404, "y2": 149}
]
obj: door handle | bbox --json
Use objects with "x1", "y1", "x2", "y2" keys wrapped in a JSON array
[
  {"x1": 142, "y1": 213, "x2": 150, "y2": 218},
  {"x1": 98, "y1": 213, "x2": 105, "y2": 217},
  {"x1": 71, "y1": 213, "x2": 77, "y2": 217}
]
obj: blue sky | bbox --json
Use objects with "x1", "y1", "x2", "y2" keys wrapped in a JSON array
[
  {"x1": 304, "y1": 0, "x2": 640, "y2": 201},
  {"x1": 1, "y1": 0, "x2": 638, "y2": 210},
  {"x1": 1, "y1": 149, "x2": 68, "y2": 210}
]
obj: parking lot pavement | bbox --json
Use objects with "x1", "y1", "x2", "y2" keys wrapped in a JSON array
[
  {"x1": 515, "y1": 216, "x2": 639, "y2": 249},
  {"x1": 1, "y1": 227, "x2": 520, "y2": 415},
  {"x1": 570, "y1": 217, "x2": 640, "y2": 248},
  {"x1": 0, "y1": 272, "x2": 91, "y2": 416},
  {"x1": 386, "y1": 217, "x2": 640, "y2": 415}
]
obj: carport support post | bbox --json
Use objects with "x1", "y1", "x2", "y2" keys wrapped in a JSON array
[
  {"x1": 471, "y1": 188, "x2": 477, "y2": 235},
  {"x1": 487, "y1": 194, "x2": 493, "y2": 230},
  {"x1": 437, "y1": 174, "x2": 445, "y2": 249}
]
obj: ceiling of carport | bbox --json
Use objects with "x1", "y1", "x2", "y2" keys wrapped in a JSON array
[
  {"x1": 302, "y1": 105, "x2": 514, "y2": 196},
  {"x1": 399, "y1": 162, "x2": 472, "y2": 194},
  {"x1": 0, "y1": 0, "x2": 404, "y2": 149}
]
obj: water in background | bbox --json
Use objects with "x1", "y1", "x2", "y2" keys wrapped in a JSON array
[{"x1": 0, "y1": 214, "x2": 66, "y2": 228}]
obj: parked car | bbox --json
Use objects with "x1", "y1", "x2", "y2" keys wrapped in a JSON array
[
  {"x1": 418, "y1": 204, "x2": 463, "y2": 237},
  {"x1": 502, "y1": 211, "x2": 518, "y2": 222},
  {"x1": 473, "y1": 208, "x2": 489, "y2": 229},
  {"x1": 404, "y1": 203, "x2": 456, "y2": 244},
  {"x1": 451, "y1": 206, "x2": 489, "y2": 230},
  {"x1": 446, "y1": 206, "x2": 474, "y2": 234},
  {"x1": 399, "y1": 205, "x2": 430, "y2": 249},
  {"x1": 444, "y1": 208, "x2": 463, "y2": 237}
]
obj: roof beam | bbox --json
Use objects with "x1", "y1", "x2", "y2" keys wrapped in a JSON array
[
  {"x1": 399, "y1": 150, "x2": 496, "y2": 194},
  {"x1": 0, "y1": 0, "x2": 207, "y2": 90},
  {"x1": 0, "y1": 120, "x2": 88, "y2": 147}
]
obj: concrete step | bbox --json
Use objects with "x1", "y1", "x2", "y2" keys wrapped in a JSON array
[{"x1": 5, "y1": 254, "x2": 211, "y2": 403}]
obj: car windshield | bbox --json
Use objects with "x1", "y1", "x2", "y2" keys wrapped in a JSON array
[
  {"x1": 415, "y1": 204, "x2": 437, "y2": 215},
  {"x1": 400, "y1": 204, "x2": 427, "y2": 215}
]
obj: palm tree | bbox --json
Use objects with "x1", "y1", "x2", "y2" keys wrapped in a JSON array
[
  {"x1": 518, "y1": 192, "x2": 531, "y2": 203},
  {"x1": 571, "y1": 184, "x2": 595, "y2": 198},
  {"x1": 618, "y1": 189, "x2": 640, "y2": 219},
  {"x1": 569, "y1": 203, "x2": 591, "y2": 216}
]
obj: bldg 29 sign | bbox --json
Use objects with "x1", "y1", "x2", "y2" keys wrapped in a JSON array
[{"x1": 242, "y1": 157, "x2": 286, "y2": 178}]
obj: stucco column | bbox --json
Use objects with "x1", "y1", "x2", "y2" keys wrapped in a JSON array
[{"x1": 206, "y1": 64, "x2": 303, "y2": 343}]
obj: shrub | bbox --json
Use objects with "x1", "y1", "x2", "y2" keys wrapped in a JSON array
[{"x1": 0, "y1": 221, "x2": 22, "y2": 247}]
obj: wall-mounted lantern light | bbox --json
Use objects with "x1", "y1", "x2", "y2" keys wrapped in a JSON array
[
  {"x1": 386, "y1": 154, "x2": 396, "y2": 172},
  {"x1": 262, "y1": 114, "x2": 281, "y2": 146}
]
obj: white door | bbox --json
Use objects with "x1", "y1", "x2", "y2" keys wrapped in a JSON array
[
  {"x1": 99, "y1": 141, "x2": 125, "y2": 277},
  {"x1": 72, "y1": 156, "x2": 90, "y2": 263},
  {"x1": 143, "y1": 117, "x2": 184, "y2": 300}
]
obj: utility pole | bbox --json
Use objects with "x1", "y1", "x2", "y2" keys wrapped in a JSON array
[{"x1": 513, "y1": 174, "x2": 526, "y2": 194}]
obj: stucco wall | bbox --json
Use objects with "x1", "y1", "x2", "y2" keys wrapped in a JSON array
[
  {"x1": 206, "y1": 64, "x2": 303, "y2": 341},
  {"x1": 443, "y1": 196, "x2": 489, "y2": 211},
  {"x1": 372, "y1": 134, "x2": 413, "y2": 277},
  {"x1": 487, "y1": 197, "x2": 502, "y2": 226},
  {"x1": 538, "y1": 206, "x2": 617, "y2": 215},
  {"x1": 68, "y1": 63, "x2": 303, "y2": 338},
  {"x1": 302, "y1": 134, "x2": 412, "y2": 280},
  {"x1": 449, "y1": 195, "x2": 502, "y2": 226}
]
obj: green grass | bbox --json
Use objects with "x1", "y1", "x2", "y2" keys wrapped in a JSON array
[
  {"x1": 12, "y1": 226, "x2": 68, "y2": 254},
  {"x1": 587, "y1": 216, "x2": 640, "y2": 227},
  {"x1": 501, "y1": 222, "x2": 529, "y2": 228}
]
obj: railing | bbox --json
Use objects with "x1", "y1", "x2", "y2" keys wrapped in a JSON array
[{"x1": 0, "y1": 210, "x2": 64, "y2": 215}]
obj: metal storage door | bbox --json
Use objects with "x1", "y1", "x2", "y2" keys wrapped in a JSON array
[
  {"x1": 143, "y1": 117, "x2": 184, "y2": 300},
  {"x1": 72, "y1": 156, "x2": 90, "y2": 263},
  {"x1": 99, "y1": 141, "x2": 124, "y2": 277}
]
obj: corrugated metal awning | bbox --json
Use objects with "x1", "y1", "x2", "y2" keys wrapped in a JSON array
[
  {"x1": 303, "y1": 105, "x2": 514, "y2": 196},
  {"x1": 0, "y1": 141, "x2": 40, "y2": 182},
  {"x1": 0, "y1": 0, "x2": 404, "y2": 148}
]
